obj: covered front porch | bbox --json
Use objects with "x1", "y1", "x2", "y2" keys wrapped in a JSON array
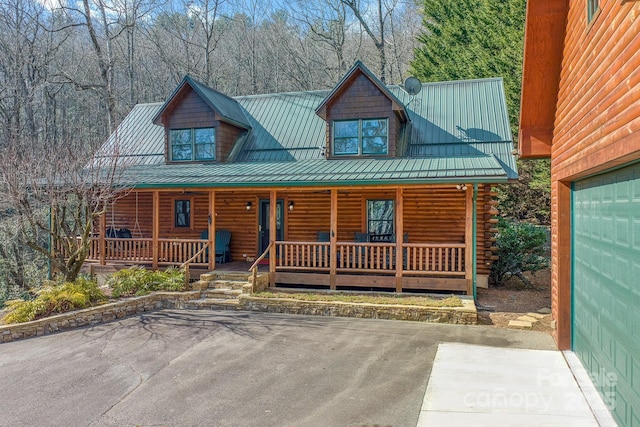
[{"x1": 86, "y1": 184, "x2": 496, "y2": 294}]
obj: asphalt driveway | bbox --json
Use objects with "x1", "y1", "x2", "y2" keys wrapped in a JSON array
[{"x1": 0, "y1": 310, "x2": 555, "y2": 426}]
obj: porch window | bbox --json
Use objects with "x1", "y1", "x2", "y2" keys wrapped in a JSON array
[
  {"x1": 333, "y1": 119, "x2": 388, "y2": 156},
  {"x1": 367, "y1": 200, "x2": 394, "y2": 238},
  {"x1": 170, "y1": 127, "x2": 216, "y2": 161},
  {"x1": 174, "y1": 200, "x2": 191, "y2": 228}
]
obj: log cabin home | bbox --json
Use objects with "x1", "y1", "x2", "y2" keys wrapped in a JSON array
[
  {"x1": 91, "y1": 61, "x2": 517, "y2": 296},
  {"x1": 519, "y1": 1, "x2": 640, "y2": 424}
]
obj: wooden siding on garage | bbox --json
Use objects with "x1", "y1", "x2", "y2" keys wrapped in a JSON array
[
  {"x1": 553, "y1": 1, "x2": 640, "y2": 180},
  {"x1": 544, "y1": 0, "x2": 640, "y2": 350}
]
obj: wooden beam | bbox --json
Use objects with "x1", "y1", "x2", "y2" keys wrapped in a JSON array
[
  {"x1": 395, "y1": 187, "x2": 404, "y2": 292},
  {"x1": 269, "y1": 189, "x2": 276, "y2": 286},
  {"x1": 329, "y1": 188, "x2": 337, "y2": 290},
  {"x1": 152, "y1": 190, "x2": 159, "y2": 269},
  {"x1": 465, "y1": 186, "x2": 473, "y2": 295},
  {"x1": 402, "y1": 276, "x2": 467, "y2": 291},
  {"x1": 274, "y1": 272, "x2": 330, "y2": 286},
  {"x1": 208, "y1": 190, "x2": 215, "y2": 271},
  {"x1": 99, "y1": 213, "x2": 106, "y2": 266}
]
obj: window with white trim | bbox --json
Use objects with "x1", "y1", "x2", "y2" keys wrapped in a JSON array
[{"x1": 333, "y1": 118, "x2": 388, "y2": 156}]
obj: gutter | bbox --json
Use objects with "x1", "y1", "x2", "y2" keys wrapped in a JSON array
[{"x1": 125, "y1": 176, "x2": 510, "y2": 190}]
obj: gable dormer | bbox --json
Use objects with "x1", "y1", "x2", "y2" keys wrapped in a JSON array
[
  {"x1": 153, "y1": 76, "x2": 250, "y2": 163},
  {"x1": 316, "y1": 61, "x2": 409, "y2": 158}
]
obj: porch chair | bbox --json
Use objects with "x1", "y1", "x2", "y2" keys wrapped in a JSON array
[{"x1": 200, "y1": 229, "x2": 232, "y2": 263}]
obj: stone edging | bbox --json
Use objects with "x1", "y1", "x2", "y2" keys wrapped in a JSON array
[
  {"x1": 0, "y1": 291, "x2": 201, "y2": 343},
  {"x1": 237, "y1": 295, "x2": 477, "y2": 324},
  {"x1": 1, "y1": 292, "x2": 477, "y2": 344}
]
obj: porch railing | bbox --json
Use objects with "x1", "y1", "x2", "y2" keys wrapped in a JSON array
[
  {"x1": 276, "y1": 242, "x2": 331, "y2": 270},
  {"x1": 404, "y1": 243, "x2": 466, "y2": 276},
  {"x1": 275, "y1": 241, "x2": 466, "y2": 275},
  {"x1": 158, "y1": 239, "x2": 208, "y2": 265},
  {"x1": 83, "y1": 237, "x2": 209, "y2": 266}
]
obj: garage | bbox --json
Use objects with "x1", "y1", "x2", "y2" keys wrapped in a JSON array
[{"x1": 572, "y1": 161, "x2": 640, "y2": 426}]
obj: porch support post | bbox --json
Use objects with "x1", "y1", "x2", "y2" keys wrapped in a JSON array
[
  {"x1": 208, "y1": 190, "x2": 215, "y2": 271},
  {"x1": 269, "y1": 189, "x2": 277, "y2": 287},
  {"x1": 329, "y1": 188, "x2": 337, "y2": 290},
  {"x1": 464, "y1": 185, "x2": 473, "y2": 295},
  {"x1": 152, "y1": 190, "x2": 159, "y2": 269},
  {"x1": 395, "y1": 187, "x2": 404, "y2": 292},
  {"x1": 99, "y1": 212, "x2": 106, "y2": 266}
]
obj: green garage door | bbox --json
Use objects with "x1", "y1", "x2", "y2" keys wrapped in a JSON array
[{"x1": 573, "y1": 162, "x2": 640, "y2": 427}]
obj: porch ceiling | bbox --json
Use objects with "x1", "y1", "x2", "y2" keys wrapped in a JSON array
[{"x1": 119, "y1": 155, "x2": 508, "y2": 189}]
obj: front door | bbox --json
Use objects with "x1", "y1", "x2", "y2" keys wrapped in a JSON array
[{"x1": 258, "y1": 199, "x2": 284, "y2": 256}]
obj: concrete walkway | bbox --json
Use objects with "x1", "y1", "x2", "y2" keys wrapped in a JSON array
[{"x1": 417, "y1": 343, "x2": 617, "y2": 426}]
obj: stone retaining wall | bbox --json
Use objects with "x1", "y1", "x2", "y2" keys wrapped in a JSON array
[
  {"x1": 0, "y1": 291, "x2": 201, "y2": 343},
  {"x1": 238, "y1": 296, "x2": 477, "y2": 324},
  {"x1": 1, "y1": 290, "x2": 476, "y2": 344}
]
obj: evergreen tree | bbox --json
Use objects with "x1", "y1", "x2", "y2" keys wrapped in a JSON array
[{"x1": 411, "y1": 0, "x2": 550, "y2": 224}]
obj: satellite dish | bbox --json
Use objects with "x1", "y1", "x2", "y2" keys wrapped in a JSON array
[{"x1": 404, "y1": 76, "x2": 422, "y2": 96}]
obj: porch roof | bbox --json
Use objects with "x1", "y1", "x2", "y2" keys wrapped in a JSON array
[{"x1": 120, "y1": 155, "x2": 508, "y2": 188}]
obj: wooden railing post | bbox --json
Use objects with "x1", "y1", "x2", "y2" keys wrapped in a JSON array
[
  {"x1": 269, "y1": 190, "x2": 276, "y2": 287},
  {"x1": 395, "y1": 187, "x2": 403, "y2": 292},
  {"x1": 99, "y1": 213, "x2": 106, "y2": 266},
  {"x1": 208, "y1": 190, "x2": 215, "y2": 271},
  {"x1": 152, "y1": 190, "x2": 159, "y2": 269},
  {"x1": 330, "y1": 189, "x2": 337, "y2": 290},
  {"x1": 465, "y1": 185, "x2": 473, "y2": 295}
]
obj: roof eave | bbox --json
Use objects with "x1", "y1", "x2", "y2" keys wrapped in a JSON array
[{"x1": 518, "y1": 0, "x2": 568, "y2": 159}]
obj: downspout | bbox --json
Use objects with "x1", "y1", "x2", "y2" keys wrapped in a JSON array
[{"x1": 472, "y1": 183, "x2": 478, "y2": 300}]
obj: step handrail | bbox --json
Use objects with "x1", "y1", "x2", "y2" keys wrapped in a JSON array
[
  {"x1": 249, "y1": 241, "x2": 273, "y2": 292},
  {"x1": 179, "y1": 242, "x2": 210, "y2": 287}
]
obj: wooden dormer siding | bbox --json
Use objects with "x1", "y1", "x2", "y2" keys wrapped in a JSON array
[
  {"x1": 325, "y1": 73, "x2": 399, "y2": 158},
  {"x1": 162, "y1": 86, "x2": 243, "y2": 163}
]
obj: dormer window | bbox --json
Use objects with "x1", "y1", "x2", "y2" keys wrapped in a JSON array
[
  {"x1": 333, "y1": 118, "x2": 388, "y2": 156},
  {"x1": 170, "y1": 127, "x2": 216, "y2": 161}
]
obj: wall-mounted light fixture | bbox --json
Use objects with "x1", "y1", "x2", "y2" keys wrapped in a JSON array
[
  {"x1": 246, "y1": 201, "x2": 252, "y2": 211},
  {"x1": 288, "y1": 201, "x2": 294, "y2": 212},
  {"x1": 456, "y1": 184, "x2": 468, "y2": 191}
]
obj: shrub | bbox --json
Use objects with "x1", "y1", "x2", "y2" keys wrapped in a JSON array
[
  {"x1": 107, "y1": 266, "x2": 185, "y2": 298},
  {"x1": 490, "y1": 218, "x2": 549, "y2": 287},
  {"x1": 2, "y1": 277, "x2": 106, "y2": 324}
]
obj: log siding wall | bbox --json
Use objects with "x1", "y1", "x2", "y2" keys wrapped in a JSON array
[
  {"x1": 103, "y1": 186, "x2": 498, "y2": 276},
  {"x1": 549, "y1": 1, "x2": 640, "y2": 348}
]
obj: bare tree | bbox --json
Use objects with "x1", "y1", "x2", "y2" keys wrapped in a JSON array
[
  {"x1": 0, "y1": 135, "x2": 129, "y2": 282},
  {"x1": 339, "y1": 0, "x2": 401, "y2": 83}
]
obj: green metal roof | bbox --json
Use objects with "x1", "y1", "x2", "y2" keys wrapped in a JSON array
[
  {"x1": 120, "y1": 156, "x2": 508, "y2": 188},
  {"x1": 103, "y1": 72, "x2": 517, "y2": 187}
]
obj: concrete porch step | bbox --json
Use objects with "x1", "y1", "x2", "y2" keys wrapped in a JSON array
[
  {"x1": 201, "y1": 288, "x2": 243, "y2": 299},
  {"x1": 182, "y1": 298, "x2": 241, "y2": 311}
]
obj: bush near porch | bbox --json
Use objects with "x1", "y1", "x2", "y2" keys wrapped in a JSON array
[{"x1": 2, "y1": 267, "x2": 186, "y2": 324}]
